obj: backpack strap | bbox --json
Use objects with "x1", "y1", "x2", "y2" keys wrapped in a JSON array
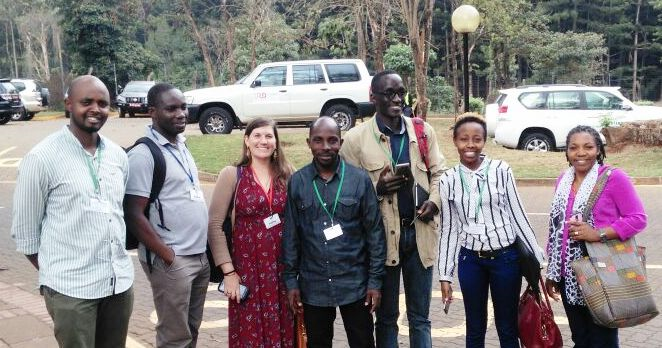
[
  {"x1": 127, "y1": 137, "x2": 167, "y2": 272},
  {"x1": 412, "y1": 117, "x2": 430, "y2": 176}
]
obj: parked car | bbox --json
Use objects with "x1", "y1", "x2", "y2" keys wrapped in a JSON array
[
  {"x1": 0, "y1": 78, "x2": 24, "y2": 125},
  {"x1": 115, "y1": 80, "x2": 155, "y2": 118},
  {"x1": 184, "y1": 59, "x2": 374, "y2": 134},
  {"x1": 486, "y1": 84, "x2": 662, "y2": 151},
  {"x1": 10, "y1": 78, "x2": 48, "y2": 121}
]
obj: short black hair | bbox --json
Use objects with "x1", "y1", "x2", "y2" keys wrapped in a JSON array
[
  {"x1": 371, "y1": 70, "x2": 399, "y2": 93},
  {"x1": 309, "y1": 116, "x2": 340, "y2": 137},
  {"x1": 147, "y1": 83, "x2": 176, "y2": 108},
  {"x1": 565, "y1": 125, "x2": 606, "y2": 165},
  {"x1": 453, "y1": 115, "x2": 487, "y2": 140}
]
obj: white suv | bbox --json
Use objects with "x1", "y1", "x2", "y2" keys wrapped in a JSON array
[
  {"x1": 487, "y1": 85, "x2": 662, "y2": 151},
  {"x1": 10, "y1": 79, "x2": 48, "y2": 121},
  {"x1": 185, "y1": 59, "x2": 373, "y2": 134}
]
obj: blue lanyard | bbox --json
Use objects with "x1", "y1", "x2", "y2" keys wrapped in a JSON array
[{"x1": 150, "y1": 128, "x2": 194, "y2": 184}]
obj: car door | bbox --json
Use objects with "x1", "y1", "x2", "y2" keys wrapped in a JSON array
[
  {"x1": 583, "y1": 90, "x2": 629, "y2": 125},
  {"x1": 545, "y1": 91, "x2": 583, "y2": 147},
  {"x1": 287, "y1": 64, "x2": 327, "y2": 119},
  {"x1": 242, "y1": 65, "x2": 290, "y2": 119}
]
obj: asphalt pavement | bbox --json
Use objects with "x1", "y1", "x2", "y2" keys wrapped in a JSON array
[{"x1": 1, "y1": 116, "x2": 661, "y2": 347}]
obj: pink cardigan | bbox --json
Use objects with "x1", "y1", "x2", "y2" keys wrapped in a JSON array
[{"x1": 561, "y1": 165, "x2": 647, "y2": 241}]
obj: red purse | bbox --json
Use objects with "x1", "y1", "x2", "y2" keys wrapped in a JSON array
[{"x1": 518, "y1": 278, "x2": 563, "y2": 348}]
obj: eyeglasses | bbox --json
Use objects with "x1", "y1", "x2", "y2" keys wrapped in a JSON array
[{"x1": 373, "y1": 89, "x2": 406, "y2": 101}]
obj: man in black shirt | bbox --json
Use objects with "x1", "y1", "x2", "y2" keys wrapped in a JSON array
[{"x1": 282, "y1": 116, "x2": 386, "y2": 347}]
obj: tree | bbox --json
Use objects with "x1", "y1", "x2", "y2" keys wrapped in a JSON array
[{"x1": 399, "y1": 0, "x2": 435, "y2": 119}]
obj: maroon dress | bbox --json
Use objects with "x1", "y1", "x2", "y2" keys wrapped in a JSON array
[{"x1": 228, "y1": 168, "x2": 294, "y2": 347}]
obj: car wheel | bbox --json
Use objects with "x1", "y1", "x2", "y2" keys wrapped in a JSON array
[
  {"x1": 128, "y1": 111, "x2": 135, "y2": 118},
  {"x1": 0, "y1": 115, "x2": 10, "y2": 125},
  {"x1": 119, "y1": 108, "x2": 126, "y2": 118},
  {"x1": 324, "y1": 104, "x2": 356, "y2": 131},
  {"x1": 11, "y1": 108, "x2": 26, "y2": 121},
  {"x1": 520, "y1": 133, "x2": 554, "y2": 152},
  {"x1": 199, "y1": 107, "x2": 234, "y2": 134}
]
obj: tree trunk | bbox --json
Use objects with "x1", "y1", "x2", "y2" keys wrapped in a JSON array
[
  {"x1": 4, "y1": 22, "x2": 12, "y2": 77},
  {"x1": 54, "y1": 25, "x2": 66, "y2": 93},
  {"x1": 366, "y1": 0, "x2": 390, "y2": 71},
  {"x1": 222, "y1": 1, "x2": 236, "y2": 83},
  {"x1": 354, "y1": 4, "x2": 367, "y2": 62},
  {"x1": 181, "y1": 0, "x2": 215, "y2": 86},
  {"x1": 631, "y1": 0, "x2": 642, "y2": 101},
  {"x1": 10, "y1": 20, "x2": 19, "y2": 77},
  {"x1": 39, "y1": 22, "x2": 50, "y2": 81}
]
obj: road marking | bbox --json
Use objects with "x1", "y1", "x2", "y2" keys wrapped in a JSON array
[{"x1": 0, "y1": 146, "x2": 21, "y2": 167}]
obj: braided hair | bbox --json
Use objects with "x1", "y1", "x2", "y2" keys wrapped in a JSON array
[{"x1": 565, "y1": 125, "x2": 606, "y2": 165}]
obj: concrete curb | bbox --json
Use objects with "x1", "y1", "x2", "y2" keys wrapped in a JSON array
[{"x1": 198, "y1": 171, "x2": 662, "y2": 186}]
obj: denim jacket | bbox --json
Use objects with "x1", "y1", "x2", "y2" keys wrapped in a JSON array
[{"x1": 281, "y1": 160, "x2": 386, "y2": 307}]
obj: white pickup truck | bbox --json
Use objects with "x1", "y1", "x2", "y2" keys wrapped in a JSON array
[{"x1": 184, "y1": 59, "x2": 374, "y2": 134}]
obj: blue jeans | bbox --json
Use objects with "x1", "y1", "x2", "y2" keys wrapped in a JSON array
[
  {"x1": 376, "y1": 225, "x2": 432, "y2": 348},
  {"x1": 561, "y1": 281, "x2": 619, "y2": 348},
  {"x1": 458, "y1": 245, "x2": 521, "y2": 348}
]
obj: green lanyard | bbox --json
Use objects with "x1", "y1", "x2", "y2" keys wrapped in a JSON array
[
  {"x1": 458, "y1": 161, "x2": 490, "y2": 220},
  {"x1": 371, "y1": 121, "x2": 406, "y2": 169},
  {"x1": 84, "y1": 145, "x2": 104, "y2": 196},
  {"x1": 312, "y1": 161, "x2": 345, "y2": 224}
]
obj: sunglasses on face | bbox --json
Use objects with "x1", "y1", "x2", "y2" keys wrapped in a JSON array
[{"x1": 373, "y1": 89, "x2": 406, "y2": 101}]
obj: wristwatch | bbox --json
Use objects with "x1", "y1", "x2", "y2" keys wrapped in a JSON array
[{"x1": 599, "y1": 228, "x2": 608, "y2": 243}]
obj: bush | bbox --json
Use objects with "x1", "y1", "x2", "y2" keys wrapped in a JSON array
[
  {"x1": 634, "y1": 100, "x2": 654, "y2": 106},
  {"x1": 469, "y1": 97, "x2": 485, "y2": 114},
  {"x1": 427, "y1": 76, "x2": 454, "y2": 112}
]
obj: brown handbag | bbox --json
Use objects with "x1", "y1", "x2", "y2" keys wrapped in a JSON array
[
  {"x1": 295, "y1": 312, "x2": 307, "y2": 348},
  {"x1": 518, "y1": 278, "x2": 563, "y2": 348}
]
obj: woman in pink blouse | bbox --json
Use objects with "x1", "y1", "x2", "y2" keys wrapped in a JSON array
[{"x1": 544, "y1": 125, "x2": 647, "y2": 348}]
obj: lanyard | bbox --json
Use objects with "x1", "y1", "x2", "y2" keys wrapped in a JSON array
[
  {"x1": 251, "y1": 166, "x2": 274, "y2": 212},
  {"x1": 312, "y1": 161, "x2": 345, "y2": 224},
  {"x1": 84, "y1": 144, "x2": 104, "y2": 196},
  {"x1": 151, "y1": 128, "x2": 194, "y2": 184},
  {"x1": 371, "y1": 121, "x2": 406, "y2": 169},
  {"x1": 459, "y1": 161, "x2": 490, "y2": 220}
]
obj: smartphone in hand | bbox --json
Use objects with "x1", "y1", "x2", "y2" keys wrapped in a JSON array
[
  {"x1": 218, "y1": 281, "x2": 249, "y2": 301},
  {"x1": 394, "y1": 162, "x2": 412, "y2": 179}
]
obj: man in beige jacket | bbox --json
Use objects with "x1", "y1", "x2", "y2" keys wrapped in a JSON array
[{"x1": 340, "y1": 70, "x2": 445, "y2": 347}]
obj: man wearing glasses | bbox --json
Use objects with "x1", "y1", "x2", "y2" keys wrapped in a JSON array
[{"x1": 340, "y1": 70, "x2": 445, "y2": 347}]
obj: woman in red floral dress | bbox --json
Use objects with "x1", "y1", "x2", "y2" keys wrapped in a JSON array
[{"x1": 208, "y1": 118, "x2": 295, "y2": 347}]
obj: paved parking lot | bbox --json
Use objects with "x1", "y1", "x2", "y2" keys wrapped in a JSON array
[{"x1": 1, "y1": 117, "x2": 661, "y2": 347}]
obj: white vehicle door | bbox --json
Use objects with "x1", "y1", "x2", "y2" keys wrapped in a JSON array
[
  {"x1": 287, "y1": 64, "x2": 327, "y2": 118},
  {"x1": 584, "y1": 90, "x2": 629, "y2": 125},
  {"x1": 242, "y1": 65, "x2": 290, "y2": 118},
  {"x1": 544, "y1": 91, "x2": 583, "y2": 147}
]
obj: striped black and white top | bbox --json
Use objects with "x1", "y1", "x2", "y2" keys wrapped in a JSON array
[
  {"x1": 11, "y1": 126, "x2": 134, "y2": 299},
  {"x1": 437, "y1": 157, "x2": 544, "y2": 282}
]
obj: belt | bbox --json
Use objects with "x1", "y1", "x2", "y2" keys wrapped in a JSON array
[{"x1": 469, "y1": 244, "x2": 515, "y2": 259}]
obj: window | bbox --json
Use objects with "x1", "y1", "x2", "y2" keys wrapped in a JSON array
[
  {"x1": 546, "y1": 91, "x2": 580, "y2": 110},
  {"x1": 519, "y1": 92, "x2": 547, "y2": 109},
  {"x1": 585, "y1": 91, "x2": 623, "y2": 110},
  {"x1": 325, "y1": 64, "x2": 360, "y2": 83},
  {"x1": 293, "y1": 65, "x2": 326, "y2": 85},
  {"x1": 255, "y1": 66, "x2": 287, "y2": 87},
  {"x1": 12, "y1": 82, "x2": 26, "y2": 92}
]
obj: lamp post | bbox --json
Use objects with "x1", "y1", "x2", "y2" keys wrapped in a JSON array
[{"x1": 451, "y1": 5, "x2": 480, "y2": 113}]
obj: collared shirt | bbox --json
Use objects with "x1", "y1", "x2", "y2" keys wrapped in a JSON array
[
  {"x1": 375, "y1": 116, "x2": 414, "y2": 220},
  {"x1": 12, "y1": 126, "x2": 134, "y2": 299},
  {"x1": 437, "y1": 157, "x2": 544, "y2": 282},
  {"x1": 126, "y1": 125, "x2": 208, "y2": 259},
  {"x1": 282, "y1": 160, "x2": 386, "y2": 307}
]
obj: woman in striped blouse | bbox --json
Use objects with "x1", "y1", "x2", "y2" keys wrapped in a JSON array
[{"x1": 437, "y1": 115, "x2": 544, "y2": 348}]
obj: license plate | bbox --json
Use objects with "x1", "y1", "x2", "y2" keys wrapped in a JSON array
[{"x1": 129, "y1": 103, "x2": 141, "y2": 107}]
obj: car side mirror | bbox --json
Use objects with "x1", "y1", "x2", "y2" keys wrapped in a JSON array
[
  {"x1": 251, "y1": 80, "x2": 262, "y2": 88},
  {"x1": 621, "y1": 104, "x2": 633, "y2": 111}
]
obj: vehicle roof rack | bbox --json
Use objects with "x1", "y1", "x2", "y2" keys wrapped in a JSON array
[{"x1": 515, "y1": 84, "x2": 587, "y2": 89}]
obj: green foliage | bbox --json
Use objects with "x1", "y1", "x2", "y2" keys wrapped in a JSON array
[
  {"x1": 316, "y1": 17, "x2": 355, "y2": 58},
  {"x1": 427, "y1": 76, "x2": 454, "y2": 112},
  {"x1": 599, "y1": 115, "x2": 616, "y2": 128},
  {"x1": 384, "y1": 43, "x2": 437, "y2": 89},
  {"x1": 527, "y1": 31, "x2": 607, "y2": 84},
  {"x1": 469, "y1": 97, "x2": 485, "y2": 114}
]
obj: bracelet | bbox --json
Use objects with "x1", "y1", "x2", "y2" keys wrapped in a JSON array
[
  {"x1": 599, "y1": 228, "x2": 608, "y2": 243},
  {"x1": 223, "y1": 270, "x2": 236, "y2": 276}
]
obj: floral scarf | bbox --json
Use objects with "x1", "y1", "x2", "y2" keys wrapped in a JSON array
[{"x1": 545, "y1": 162, "x2": 599, "y2": 305}]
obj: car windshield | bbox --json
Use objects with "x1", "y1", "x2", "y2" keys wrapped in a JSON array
[
  {"x1": 123, "y1": 84, "x2": 152, "y2": 93},
  {"x1": 1, "y1": 82, "x2": 17, "y2": 93}
]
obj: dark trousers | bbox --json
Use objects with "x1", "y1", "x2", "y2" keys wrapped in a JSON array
[
  {"x1": 458, "y1": 246, "x2": 521, "y2": 348},
  {"x1": 561, "y1": 281, "x2": 619, "y2": 348},
  {"x1": 303, "y1": 300, "x2": 375, "y2": 348},
  {"x1": 43, "y1": 286, "x2": 134, "y2": 348}
]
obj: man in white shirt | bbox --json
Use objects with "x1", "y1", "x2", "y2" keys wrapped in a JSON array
[{"x1": 12, "y1": 75, "x2": 134, "y2": 348}]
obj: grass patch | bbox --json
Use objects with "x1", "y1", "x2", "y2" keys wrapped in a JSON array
[{"x1": 187, "y1": 117, "x2": 662, "y2": 178}]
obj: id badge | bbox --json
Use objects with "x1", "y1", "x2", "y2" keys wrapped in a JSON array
[
  {"x1": 323, "y1": 224, "x2": 343, "y2": 241},
  {"x1": 89, "y1": 197, "x2": 111, "y2": 213},
  {"x1": 466, "y1": 223, "x2": 486, "y2": 236},
  {"x1": 263, "y1": 213, "x2": 281, "y2": 229},
  {"x1": 189, "y1": 187, "x2": 204, "y2": 202}
]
